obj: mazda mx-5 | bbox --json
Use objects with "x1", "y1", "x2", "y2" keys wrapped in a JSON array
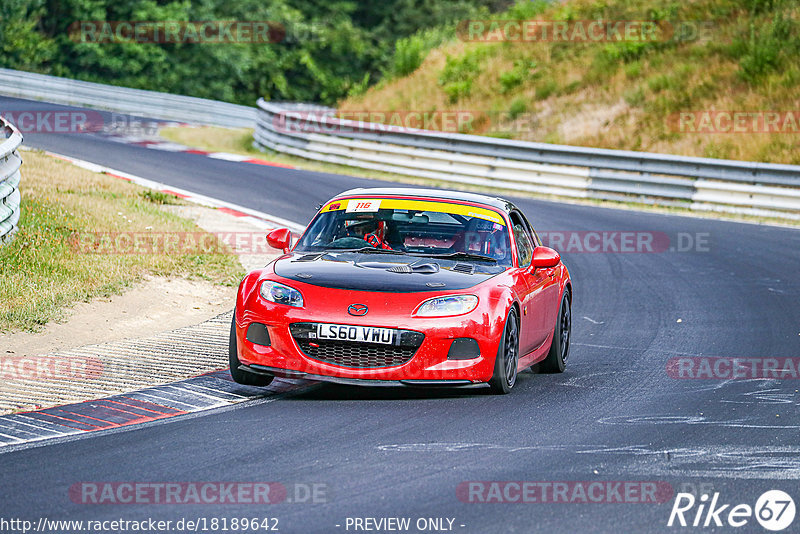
[{"x1": 230, "y1": 188, "x2": 572, "y2": 394}]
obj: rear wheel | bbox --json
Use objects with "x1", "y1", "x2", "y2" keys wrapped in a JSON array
[
  {"x1": 541, "y1": 289, "x2": 571, "y2": 373},
  {"x1": 489, "y1": 308, "x2": 520, "y2": 394},
  {"x1": 229, "y1": 315, "x2": 274, "y2": 387}
]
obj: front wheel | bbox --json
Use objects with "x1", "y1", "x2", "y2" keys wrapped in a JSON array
[
  {"x1": 229, "y1": 315, "x2": 274, "y2": 387},
  {"x1": 489, "y1": 308, "x2": 520, "y2": 394},
  {"x1": 541, "y1": 289, "x2": 571, "y2": 373}
]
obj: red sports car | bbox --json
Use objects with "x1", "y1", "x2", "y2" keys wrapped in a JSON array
[{"x1": 230, "y1": 188, "x2": 572, "y2": 393}]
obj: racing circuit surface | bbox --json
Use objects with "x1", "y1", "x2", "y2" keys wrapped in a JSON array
[{"x1": 2, "y1": 96, "x2": 800, "y2": 533}]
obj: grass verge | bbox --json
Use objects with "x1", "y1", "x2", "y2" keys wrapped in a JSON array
[
  {"x1": 341, "y1": 0, "x2": 800, "y2": 165},
  {"x1": 0, "y1": 150, "x2": 244, "y2": 332}
]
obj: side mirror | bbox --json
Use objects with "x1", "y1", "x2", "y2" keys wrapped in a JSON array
[
  {"x1": 532, "y1": 246, "x2": 560, "y2": 268},
  {"x1": 266, "y1": 228, "x2": 292, "y2": 254}
]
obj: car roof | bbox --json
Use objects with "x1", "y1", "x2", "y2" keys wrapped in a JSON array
[{"x1": 332, "y1": 187, "x2": 514, "y2": 212}]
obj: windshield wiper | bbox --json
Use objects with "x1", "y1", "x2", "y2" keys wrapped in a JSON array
[{"x1": 417, "y1": 252, "x2": 497, "y2": 264}]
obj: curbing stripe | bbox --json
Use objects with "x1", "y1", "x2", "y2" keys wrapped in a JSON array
[
  {"x1": 0, "y1": 149, "x2": 315, "y2": 450},
  {"x1": 103, "y1": 133, "x2": 294, "y2": 169},
  {"x1": 243, "y1": 158, "x2": 294, "y2": 169},
  {"x1": 217, "y1": 207, "x2": 249, "y2": 218},
  {"x1": 207, "y1": 152, "x2": 251, "y2": 162},
  {"x1": 0, "y1": 371, "x2": 314, "y2": 450}
]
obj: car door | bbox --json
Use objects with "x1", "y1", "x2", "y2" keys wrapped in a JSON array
[
  {"x1": 510, "y1": 212, "x2": 550, "y2": 354},
  {"x1": 520, "y1": 212, "x2": 561, "y2": 344}
]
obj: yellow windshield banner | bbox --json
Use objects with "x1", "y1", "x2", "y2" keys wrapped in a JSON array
[{"x1": 321, "y1": 198, "x2": 506, "y2": 226}]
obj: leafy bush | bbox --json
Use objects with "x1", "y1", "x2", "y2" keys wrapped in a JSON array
[
  {"x1": 389, "y1": 26, "x2": 456, "y2": 79},
  {"x1": 625, "y1": 62, "x2": 642, "y2": 79},
  {"x1": 535, "y1": 79, "x2": 558, "y2": 100},
  {"x1": 438, "y1": 50, "x2": 484, "y2": 102},
  {"x1": 744, "y1": 0, "x2": 779, "y2": 14},
  {"x1": 505, "y1": 0, "x2": 549, "y2": 20},
  {"x1": 600, "y1": 41, "x2": 652, "y2": 64},
  {"x1": 735, "y1": 12, "x2": 797, "y2": 82},
  {"x1": 508, "y1": 97, "x2": 528, "y2": 119},
  {"x1": 498, "y1": 69, "x2": 523, "y2": 94},
  {"x1": 140, "y1": 191, "x2": 180, "y2": 205},
  {"x1": 647, "y1": 74, "x2": 673, "y2": 93},
  {"x1": 392, "y1": 35, "x2": 426, "y2": 78},
  {"x1": 441, "y1": 80, "x2": 472, "y2": 103},
  {"x1": 498, "y1": 60, "x2": 538, "y2": 93}
]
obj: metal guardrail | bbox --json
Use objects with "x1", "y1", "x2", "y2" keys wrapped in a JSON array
[
  {"x1": 0, "y1": 68, "x2": 256, "y2": 128},
  {"x1": 0, "y1": 116, "x2": 23, "y2": 244},
  {"x1": 254, "y1": 99, "x2": 800, "y2": 220},
  {"x1": 1, "y1": 68, "x2": 797, "y2": 219}
]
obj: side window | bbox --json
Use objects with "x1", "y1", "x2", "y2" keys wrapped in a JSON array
[
  {"x1": 510, "y1": 212, "x2": 533, "y2": 268},
  {"x1": 519, "y1": 211, "x2": 540, "y2": 247}
]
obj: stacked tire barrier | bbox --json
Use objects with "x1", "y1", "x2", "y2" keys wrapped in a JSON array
[
  {"x1": 0, "y1": 116, "x2": 22, "y2": 244},
  {"x1": 0, "y1": 68, "x2": 256, "y2": 128},
  {"x1": 254, "y1": 99, "x2": 800, "y2": 220}
]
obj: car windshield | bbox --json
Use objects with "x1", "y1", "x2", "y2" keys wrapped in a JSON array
[{"x1": 295, "y1": 197, "x2": 512, "y2": 266}]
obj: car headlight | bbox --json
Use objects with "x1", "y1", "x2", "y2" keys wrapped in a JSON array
[
  {"x1": 260, "y1": 281, "x2": 304, "y2": 307},
  {"x1": 414, "y1": 295, "x2": 478, "y2": 317}
]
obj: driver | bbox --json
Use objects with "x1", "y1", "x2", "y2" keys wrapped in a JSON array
[{"x1": 347, "y1": 218, "x2": 392, "y2": 250}]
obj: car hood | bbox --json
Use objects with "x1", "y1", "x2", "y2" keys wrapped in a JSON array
[{"x1": 273, "y1": 251, "x2": 506, "y2": 292}]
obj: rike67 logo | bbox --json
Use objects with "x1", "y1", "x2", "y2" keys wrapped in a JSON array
[{"x1": 668, "y1": 490, "x2": 795, "y2": 531}]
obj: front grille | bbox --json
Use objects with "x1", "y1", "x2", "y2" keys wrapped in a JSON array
[
  {"x1": 290, "y1": 323, "x2": 424, "y2": 369},
  {"x1": 295, "y1": 341, "x2": 418, "y2": 368}
]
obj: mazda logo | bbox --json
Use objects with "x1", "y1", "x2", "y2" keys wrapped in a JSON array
[{"x1": 348, "y1": 304, "x2": 368, "y2": 316}]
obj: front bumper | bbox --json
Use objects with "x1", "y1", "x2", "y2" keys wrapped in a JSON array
[
  {"x1": 235, "y1": 305, "x2": 503, "y2": 383},
  {"x1": 239, "y1": 363, "x2": 477, "y2": 388}
]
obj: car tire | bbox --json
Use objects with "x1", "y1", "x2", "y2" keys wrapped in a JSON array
[
  {"x1": 541, "y1": 289, "x2": 571, "y2": 373},
  {"x1": 229, "y1": 315, "x2": 274, "y2": 387},
  {"x1": 489, "y1": 308, "x2": 520, "y2": 394}
]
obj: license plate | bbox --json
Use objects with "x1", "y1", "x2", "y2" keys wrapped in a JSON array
[{"x1": 314, "y1": 324, "x2": 396, "y2": 345}]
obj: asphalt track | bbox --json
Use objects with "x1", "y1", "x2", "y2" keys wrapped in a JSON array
[{"x1": 2, "y1": 96, "x2": 800, "y2": 533}]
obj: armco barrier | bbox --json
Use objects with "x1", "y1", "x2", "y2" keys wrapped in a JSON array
[
  {"x1": 0, "y1": 68, "x2": 255, "y2": 128},
  {"x1": 0, "y1": 116, "x2": 23, "y2": 243},
  {"x1": 2, "y1": 68, "x2": 797, "y2": 219},
  {"x1": 254, "y1": 99, "x2": 800, "y2": 220}
]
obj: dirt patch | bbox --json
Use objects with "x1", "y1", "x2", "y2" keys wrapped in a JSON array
[
  {"x1": 1, "y1": 151, "x2": 282, "y2": 359},
  {"x1": 0, "y1": 275, "x2": 235, "y2": 359}
]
